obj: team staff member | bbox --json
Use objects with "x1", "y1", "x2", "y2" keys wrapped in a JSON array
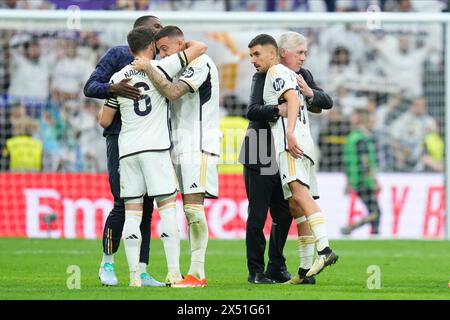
[
  {"x1": 84, "y1": 15, "x2": 164, "y2": 287},
  {"x1": 239, "y1": 32, "x2": 333, "y2": 284}
]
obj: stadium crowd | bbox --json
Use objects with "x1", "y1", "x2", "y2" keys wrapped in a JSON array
[
  {"x1": 1, "y1": 0, "x2": 449, "y2": 12},
  {"x1": 0, "y1": 0, "x2": 445, "y2": 173}
]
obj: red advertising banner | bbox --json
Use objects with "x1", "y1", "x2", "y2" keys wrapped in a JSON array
[{"x1": 0, "y1": 173, "x2": 445, "y2": 239}]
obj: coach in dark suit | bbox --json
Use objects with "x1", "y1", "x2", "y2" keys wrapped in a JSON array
[{"x1": 239, "y1": 32, "x2": 333, "y2": 284}]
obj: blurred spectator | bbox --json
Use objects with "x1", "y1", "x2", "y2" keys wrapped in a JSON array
[
  {"x1": 8, "y1": 36, "x2": 52, "y2": 103},
  {"x1": 268, "y1": 0, "x2": 314, "y2": 11},
  {"x1": 2, "y1": 117, "x2": 42, "y2": 172},
  {"x1": 51, "y1": 38, "x2": 89, "y2": 104},
  {"x1": 363, "y1": 33, "x2": 432, "y2": 98},
  {"x1": 9, "y1": 103, "x2": 28, "y2": 128},
  {"x1": 219, "y1": 94, "x2": 248, "y2": 174},
  {"x1": 0, "y1": 0, "x2": 52, "y2": 9},
  {"x1": 0, "y1": 107, "x2": 13, "y2": 170},
  {"x1": 317, "y1": 105, "x2": 350, "y2": 171},
  {"x1": 78, "y1": 32, "x2": 105, "y2": 69},
  {"x1": 0, "y1": 30, "x2": 13, "y2": 96},
  {"x1": 336, "y1": 0, "x2": 376, "y2": 12},
  {"x1": 389, "y1": 97, "x2": 437, "y2": 171},
  {"x1": 342, "y1": 108, "x2": 381, "y2": 235},
  {"x1": 229, "y1": 0, "x2": 266, "y2": 11},
  {"x1": 170, "y1": 0, "x2": 226, "y2": 11},
  {"x1": 49, "y1": 0, "x2": 114, "y2": 10},
  {"x1": 38, "y1": 103, "x2": 65, "y2": 172},
  {"x1": 115, "y1": 0, "x2": 138, "y2": 10},
  {"x1": 0, "y1": 0, "x2": 19, "y2": 9},
  {"x1": 219, "y1": 115, "x2": 248, "y2": 174},
  {"x1": 384, "y1": 0, "x2": 413, "y2": 12},
  {"x1": 421, "y1": 123, "x2": 444, "y2": 172},
  {"x1": 69, "y1": 99, "x2": 107, "y2": 172},
  {"x1": 373, "y1": 94, "x2": 406, "y2": 171},
  {"x1": 134, "y1": 0, "x2": 150, "y2": 10}
]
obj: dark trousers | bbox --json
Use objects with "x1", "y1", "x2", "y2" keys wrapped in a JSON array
[
  {"x1": 244, "y1": 166, "x2": 292, "y2": 275},
  {"x1": 102, "y1": 134, "x2": 153, "y2": 264},
  {"x1": 356, "y1": 186, "x2": 381, "y2": 234}
]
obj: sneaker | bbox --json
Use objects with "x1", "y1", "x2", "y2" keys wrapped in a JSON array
[
  {"x1": 172, "y1": 275, "x2": 207, "y2": 288},
  {"x1": 306, "y1": 251, "x2": 339, "y2": 277},
  {"x1": 248, "y1": 272, "x2": 276, "y2": 284},
  {"x1": 284, "y1": 274, "x2": 316, "y2": 285},
  {"x1": 129, "y1": 271, "x2": 142, "y2": 287},
  {"x1": 99, "y1": 262, "x2": 118, "y2": 286},
  {"x1": 265, "y1": 270, "x2": 291, "y2": 283},
  {"x1": 340, "y1": 226, "x2": 352, "y2": 235},
  {"x1": 141, "y1": 272, "x2": 165, "y2": 287},
  {"x1": 165, "y1": 272, "x2": 183, "y2": 286}
]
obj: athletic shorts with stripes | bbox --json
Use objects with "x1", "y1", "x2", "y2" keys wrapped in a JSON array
[
  {"x1": 278, "y1": 151, "x2": 319, "y2": 200},
  {"x1": 119, "y1": 151, "x2": 178, "y2": 200},
  {"x1": 171, "y1": 150, "x2": 219, "y2": 199}
]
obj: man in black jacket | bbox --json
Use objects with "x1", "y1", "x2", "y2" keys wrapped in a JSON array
[{"x1": 239, "y1": 32, "x2": 333, "y2": 284}]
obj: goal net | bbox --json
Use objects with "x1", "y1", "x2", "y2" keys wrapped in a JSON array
[{"x1": 0, "y1": 10, "x2": 446, "y2": 239}]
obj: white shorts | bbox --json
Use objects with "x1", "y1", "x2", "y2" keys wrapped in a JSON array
[
  {"x1": 171, "y1": 151, "x2": 219, "y2": 198},
  {"x1": 278, "y1": 151, "x2": 319, "y2": 200},
  {"x1": 119, "y1": 151, "x2": 178, "y2": 200}
]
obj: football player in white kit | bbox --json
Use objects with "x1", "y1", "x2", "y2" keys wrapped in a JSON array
[
  {"x1": 132, "y1": 26, "x2": 220, "y2": 288},
  {"x1": 98, "y1": 26, "x2": 208, "y2": 287},
  {"x1": 248, "y1": 34, "x2": 338, "y2": 281}
]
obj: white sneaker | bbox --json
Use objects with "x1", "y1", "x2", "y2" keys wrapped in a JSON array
[
  {"x1": 98, "y1": 263, "x2": 118, "y2": 286},
  {"x1": 306, "y1": 251, "x2": 339, "y2": 277},
  {"x1": 165, "y1": 272, "x2": 183, "y2": 286},
  {"x1": 129, "y1": 271, "x2": 142, "y2": 287}
]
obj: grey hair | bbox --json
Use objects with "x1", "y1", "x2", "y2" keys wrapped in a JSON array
[{"x1": 278, "y1": 32, "x2": 307, "y2": 51}]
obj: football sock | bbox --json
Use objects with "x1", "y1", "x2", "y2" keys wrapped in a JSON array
[
  {"x1": 298, "y1": 235, "x2": 315, "y2": 271},
  {"x1": 306, "y1": 212, "x2": 330, "y2": 252},
  {"x1": 138, "y1": 262, "x2": 147, "y2": 274},
  {"x1": 158, "y1": 202, "x2": 181, "y2": 276},
  {"x1": 123, "y1": 210, "x2": 143, "y2": 273},
  {"x1": 184, "y1": 204, "x2": 208, "y2": 279},
  {"x1": 101, "y1": 253, "x2": 114, "y2": 267},
  {"x1": 295, "y1": 216, "x2": 315, "y2": 271}
]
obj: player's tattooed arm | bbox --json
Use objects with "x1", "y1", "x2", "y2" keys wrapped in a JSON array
[{"x1": 137, "y1": 60, "x2": 190, "y2": 101}]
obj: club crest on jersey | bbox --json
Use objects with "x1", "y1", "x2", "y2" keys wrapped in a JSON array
[
  {"x1": 273, "y1": 78, "x2": 285, "y2": 91},
  {"x1": 182, "y1": 67, "x2": 194, "y2": 78}
]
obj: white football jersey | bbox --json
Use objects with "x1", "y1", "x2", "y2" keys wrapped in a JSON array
[
  {"x1": 263, "y1": 64, "x2": 315, "y2": 163},
  {"x1": 170, "y1": 54, "x2": 221, "y2": 156},
  {"x1": 105, "y1": 52, "x2": 187, "y2": 159}
]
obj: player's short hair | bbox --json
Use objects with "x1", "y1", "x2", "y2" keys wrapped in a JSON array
[
  {"x1": 248, "y1": 34, "x2": 278, "y2": 50},
  {"x1": 155, "y1": 25, "x2": 184, "y2": 42},
  {"x1": 127, "y1": 26, "x2": 155, "y2": 54},
  {"x1": 133, "y1": 15, "x2": 159, "y2": 29},
  {"x1": 278, "y1": 32, "x2": 307, "y2": 51}
]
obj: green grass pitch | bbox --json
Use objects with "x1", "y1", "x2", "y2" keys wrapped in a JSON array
[{"x1": 0, "y1": 238, "x2": 449, "y2": 300}]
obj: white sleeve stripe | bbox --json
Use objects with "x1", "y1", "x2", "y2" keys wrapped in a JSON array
[
  {"x1": 179, "y1": 79, "x2": 196, "y2": 92},
  {"x1": 106, "y1": 100, "x2": 119, "y2": 106}
]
